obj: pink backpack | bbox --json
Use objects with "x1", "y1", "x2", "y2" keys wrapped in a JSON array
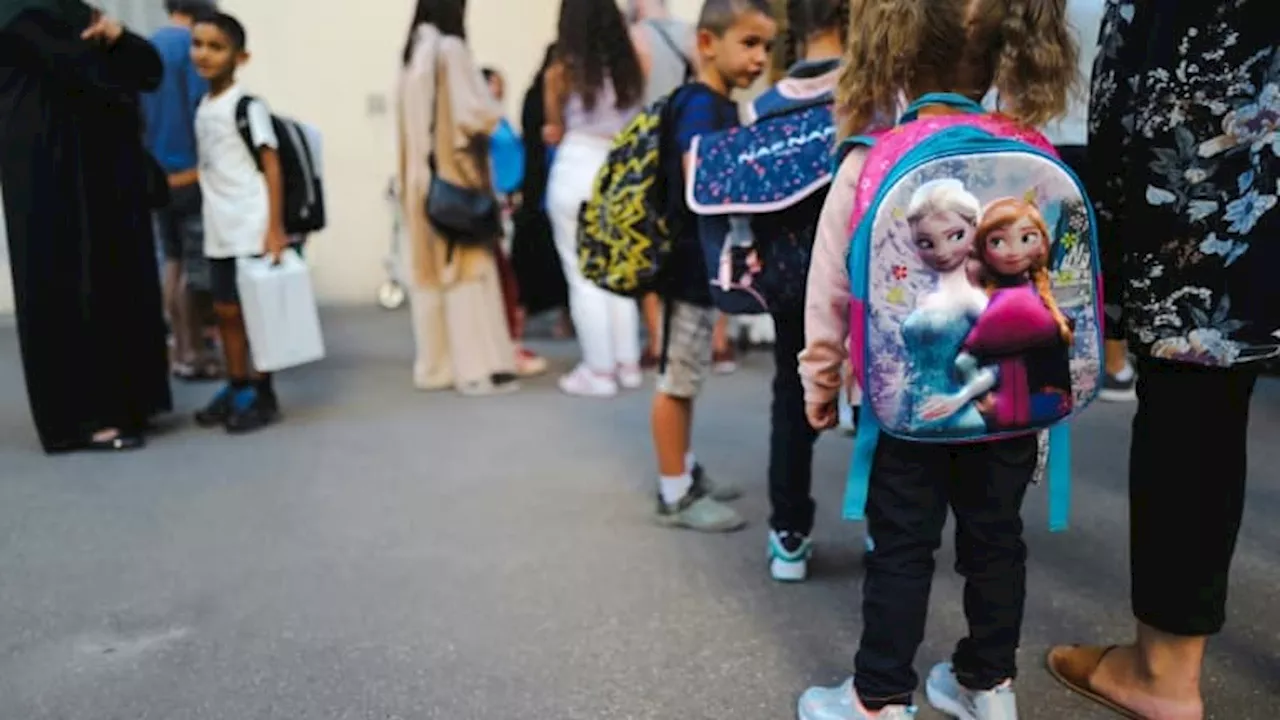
[{"x1": 838, "y1": 94, "x2": 1105, "y2": 532}]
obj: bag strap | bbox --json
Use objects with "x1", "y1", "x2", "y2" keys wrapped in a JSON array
[
  {"x1": 648, "y1": 20, "x2": 694, "y2": 83},
  {"x1": 898, "y1": 92, "x2": 985, "y2": 123},
  {"x1": 753, "y1": 93, "x2": 833, "y2": 123},
  {"x1": 234, "y1": 95, "x2": 265, "y2": 172}
]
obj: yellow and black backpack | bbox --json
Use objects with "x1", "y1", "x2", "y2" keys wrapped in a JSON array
[{"x1": 576, "y1": 87, "x2": 690, "y2": 297}]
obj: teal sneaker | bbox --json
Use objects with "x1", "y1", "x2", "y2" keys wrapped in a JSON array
[
  {"x1": 925, "y1": 663, "x2": 1018, "y2": 720},
  {"x1": 769, "y1": 530, "x2": 813, "y2": 582},
  {"x1": 655, "y1": 489, "x2": 745, "y2": 533},
  {"x1": 693, "y1": 463, "x2": 740, "y2": 501},
  {"x1": 798, "y1": 678, "x2": 917, "y2": 720}
]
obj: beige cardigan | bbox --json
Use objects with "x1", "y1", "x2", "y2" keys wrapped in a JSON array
[{"x1": 397, "y1": 25, "x2": 502, "y2": 288}]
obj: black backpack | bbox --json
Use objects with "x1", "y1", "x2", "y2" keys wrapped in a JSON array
[{"x1": 234, "y1": 96, "x2": 327, "y2": 235}]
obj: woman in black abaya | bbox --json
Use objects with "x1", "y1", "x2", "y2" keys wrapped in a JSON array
[{"x1": 0, "y1": 1, "x2": 172, "y2": 453}]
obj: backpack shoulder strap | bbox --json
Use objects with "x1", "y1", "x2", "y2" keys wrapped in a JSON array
[{"x1": 234, "y1": 94, "x2": 265, "y2": 172}]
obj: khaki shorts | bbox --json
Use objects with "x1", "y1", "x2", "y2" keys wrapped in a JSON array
[{"x1": 656, "y1": 301, "x2": 716, "y2": 399}]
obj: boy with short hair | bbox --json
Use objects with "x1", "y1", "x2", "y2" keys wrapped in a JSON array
[
  {"x1": 651, "y1": 0, "x2": 776, "y2": 532},
  {"x1": 190, "y1": 12, "x2": 289, "y2": 433}
]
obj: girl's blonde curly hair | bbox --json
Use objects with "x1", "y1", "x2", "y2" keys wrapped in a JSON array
[{"x1": 835, "y1": 0, "x2": 1077, "y2": 140}]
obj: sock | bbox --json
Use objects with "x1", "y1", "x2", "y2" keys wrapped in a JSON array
[
  {"x1": 659, "y1": 473, "x2": 693, "y2": 506},
  {"x1": 1113, "y1": 363, "x2": 1135, "y2": 382},
  {"x1": 684, "y1": 451, "x2": 697, "y2": 474}
]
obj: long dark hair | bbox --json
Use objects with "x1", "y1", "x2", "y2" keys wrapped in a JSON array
[
  {"x1": 782, "y1": 0, "x2": 848, "y2": 70},
  {"x1": 554, "y1": 0, "x2": 644, "y2": 111},
  {"x1": 401, "y1": 0, "x2": 467, "y2": 66}
]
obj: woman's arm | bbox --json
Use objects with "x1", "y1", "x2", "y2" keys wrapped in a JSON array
[
  {"x1": 104, "y1": 30, "x2": 162, "y2": 93},
  {"x1": 798, "y1": 149, "x2": 866, "y2": 406},
  {"x1": 542, "y1": 60, "x2": 566, "y2": 146},
  {"x1": 8, "y1": 11, "x2": 160, "y2": 97},
  {"x1": 441, "y1": 38, "x2": 501, "y2": 142}
]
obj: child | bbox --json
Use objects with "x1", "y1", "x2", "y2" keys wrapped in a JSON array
[
  {"x1": 651, "y1": 0, "x2": 775, "y2": 532},
  {"x1": 190, "y1": 12, "x2": 288, "y2": 433},
  {"x1": 753, "y1": 0, "x2": 846, "y2": 582},
  {"x1": 797, "y1": 0, "x2": 1076, "y2": 717}
]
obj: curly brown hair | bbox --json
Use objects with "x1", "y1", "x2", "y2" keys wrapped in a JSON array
[
  {"x1": 835, "y1": 0, "x2": 1076, "y2": 139},
  {"x1": 555, "y1": 0, "x2": 645, "y2": 112}
]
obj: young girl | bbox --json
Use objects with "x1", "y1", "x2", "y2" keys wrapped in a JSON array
[{"x1": 797, "y1": 0, "x2": 1076, "y2": 718}]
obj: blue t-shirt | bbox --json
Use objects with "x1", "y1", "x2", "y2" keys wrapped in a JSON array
[
  {"x1": 141, "y1": 25, "x2": 207, "y2": 174},
  {"x1": 664, "y1": 83, "x2": 739, "y2": 306}
]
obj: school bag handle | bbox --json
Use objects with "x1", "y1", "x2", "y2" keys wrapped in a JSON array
[{"x1": 898, "y1": 92, "x2": 986, "y2": 123}]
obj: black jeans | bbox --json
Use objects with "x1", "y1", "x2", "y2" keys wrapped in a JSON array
[
  {"x1": 767, "y1": 305, "x2": 820, "y2": 535},
  {"x1": 854, "y1": 434, "x2": 1038, "y2": 708},
  {"x1": 1131, "y1": 358, "x2": 1258, "y2": 636}
]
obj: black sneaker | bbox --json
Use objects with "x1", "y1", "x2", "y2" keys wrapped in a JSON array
[
  {"x1": 224, "y1": 387, "x2": 279, "y2": 435},
  {"x1": 195, "y1": 385, "x2": 235, "y2": 427},
  {"x1": 1099, "y1": 365, "x2": 1137, "y2": 402}
]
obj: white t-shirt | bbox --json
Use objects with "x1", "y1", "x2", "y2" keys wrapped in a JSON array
[{"x1": 196, "y1": 84, "x2": 279, "y2": 259}]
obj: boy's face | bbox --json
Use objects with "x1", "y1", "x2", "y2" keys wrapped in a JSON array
[
  {"x1": 699, "y1": 10, "x2": 776, "y2": 90},
  {"x1": 191, "y1": 22, "x2": 246, "y2": 83}
]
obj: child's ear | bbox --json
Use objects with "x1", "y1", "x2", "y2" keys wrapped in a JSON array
[
  {"x1": 237, "y1": 50, "x2": 251, "y2": 66},
  {"x1": 695, "y1": 28, "x2": 718, "y2": 60}
]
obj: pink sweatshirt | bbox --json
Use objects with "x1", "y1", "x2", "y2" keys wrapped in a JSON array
[{"x1": 799, "y1": 148, "x2": 868, "y2": 406}]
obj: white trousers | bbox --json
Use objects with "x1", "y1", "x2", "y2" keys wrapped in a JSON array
[{"x1": 546, "y1": 134, "x2": 641, "y2": 373}]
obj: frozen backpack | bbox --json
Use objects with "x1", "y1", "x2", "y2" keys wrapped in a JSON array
[
  {"x1": 842, "y1": 93, "x2": 1105, "y2": 531},
  {"x1": 687, "y1": 87, "x2": 835, "y2": 314}
]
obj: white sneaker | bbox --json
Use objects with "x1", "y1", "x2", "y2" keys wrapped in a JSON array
[
  {"x1": 616, "y1": 363, "x2": 644, "y2": 390},
  {"x1": 925, "y1": 663, "x2": 1018, "y2": 720},
  {"x1": 558, "y1": 365, "x2": 618, "y2": 398},
  {"x1": 798, "y1": 678, "x2": 917, "y2": 720},
  {"x1": 768, "y1": 530, "x2": 812, "y2": 582}
]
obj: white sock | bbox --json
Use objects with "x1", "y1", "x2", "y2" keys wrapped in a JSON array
[
  {"x1": 684, "y1": 451, "x2": 697, "y2": 474},
  {"x1": 659, "y1": 473, "x2": 693, "y2": 505},
  {"x1": 1113, "y1": 363, "x2": 1135, "y2": 382}
]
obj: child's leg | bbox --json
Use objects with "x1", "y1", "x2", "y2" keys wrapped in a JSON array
[
  {"x1": 651, "y1": 302, "x2": 742, "y2": 532},
  {"x1": 767, "y1": 306, "x2": 820, "y2": 535},
  {"x1": 854, "y1": 436, "x2": 951, "y2": 709},
  {"x1": 642, "y1": 293, "x2": 663, "y2": 357},
  {"x1": 948, "y1": 435, "x2": 1038, "y2": 689}
]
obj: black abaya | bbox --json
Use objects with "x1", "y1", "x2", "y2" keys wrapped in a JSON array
[
  {"x1": 0, "y1": 10, "x2": 172, "y2": 452},
  {"x1": 509, "y1": 46, "x2": 568, "y2": 317}
]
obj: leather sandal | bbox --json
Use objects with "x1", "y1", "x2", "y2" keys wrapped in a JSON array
[{"x1": 1046, "y1": 645, "x2": 1145, "y2": 719}]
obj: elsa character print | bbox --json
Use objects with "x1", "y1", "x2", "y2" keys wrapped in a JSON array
[
  {"x1": 961, "y1": 197, "x2": 1074, "y2": 430},
  {"x1": 898, "y1": 179, "x2": 996, "y2": 436}
]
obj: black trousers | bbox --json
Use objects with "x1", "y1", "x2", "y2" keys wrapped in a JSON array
[
  {"x1": 767, "y1": 305, "x2": 820, "y2": 534},
  {"x1": 854, "y1": 434, "x2": 1038, "y2": 707},
  {"x1": 1131, "y1": 358, "x2": 1258, "y2": 636}
]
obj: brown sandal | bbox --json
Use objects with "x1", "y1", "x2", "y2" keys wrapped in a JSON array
[{"x1": 1046, "y1": 645, "x2": 1145, "y2": 719}]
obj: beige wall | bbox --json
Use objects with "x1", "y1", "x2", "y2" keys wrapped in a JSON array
[
  {"x1": 0, "y1": 0, "x2": 717, "y2": 314},
  {"x1": 217, "y1": 0, "x2": 708, "y2": 306}
]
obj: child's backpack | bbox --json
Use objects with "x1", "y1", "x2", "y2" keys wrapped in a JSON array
[
  {"x1": 235, "y1": 96, "x2": 327, "y2": 235},
  {"x1": 576, "y1": 87, "x2": 692, "y2": 297},
  {"x1": 841, "y1": 93, "x2": 1105, "y2": 532},
  {"x1": 688, "y1": 88, "x2": 836, "y2": 314}
]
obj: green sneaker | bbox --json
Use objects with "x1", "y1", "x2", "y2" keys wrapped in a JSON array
[
  {"x1": 692, "y1": 463, "x2": 740, "y2": 502},
  {"x1": 655, "y1": 489, "x2": 746, "y2": 533}
]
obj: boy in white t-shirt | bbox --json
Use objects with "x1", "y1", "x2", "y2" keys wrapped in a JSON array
[{"x1": 190, "y1": 12, "x2": 288, "y2": 434}]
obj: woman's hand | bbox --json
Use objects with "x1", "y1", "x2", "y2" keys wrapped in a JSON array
[
  {"x1": 806, "y1": 401, "x2": 838, "y2": 431},
  {"x1": 81, "y1": 12, "x2": 124, "y2": 46}
]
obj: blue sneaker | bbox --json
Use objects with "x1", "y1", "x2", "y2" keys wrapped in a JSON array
[
  {"x1": 194, "y1": 385, "x2": 235, "y2": 428},
  {"x1": 798, "y1": 678, "x2": 917, "y2": 720},
  {"x1": 925, "y1": 663, "x2": 1018, "y2": 720},
  {"x1": 769, "y1": 530, "x2": 813, "y2": 582}
]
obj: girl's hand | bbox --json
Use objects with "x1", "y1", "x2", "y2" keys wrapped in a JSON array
[
  {"x1": 542, "y1": 123, "x2": 564, "y2": 146},
  {"x1": 806, "y1": 401, "x2": 838, "y2": 431},
  {"x1": 919, "y1": 394, "x2": 963, "y2": 422},
  {"x1": 82, "y1": 13, "x2": 124, "y2": 45}
]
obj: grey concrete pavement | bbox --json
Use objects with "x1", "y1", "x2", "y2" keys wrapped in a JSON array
[{"x1": 0, "y1": 307, "x2": 1277, "y2": 720}]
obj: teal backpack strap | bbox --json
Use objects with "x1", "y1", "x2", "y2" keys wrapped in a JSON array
[
  {"x1": 1047, "y1": 424, "x2": 1072, "y2": 532},
  {"x1": 899, "y1": 92, "x2": 986, "y2": 123},
  {"x1": 844, "y1": 410, "x2": 880, "y2": 521},
  {"x1": 834, "y1": 134, "x2": 876, "y2": 171}
]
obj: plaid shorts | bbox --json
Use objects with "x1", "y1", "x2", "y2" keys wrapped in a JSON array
[{"x1": 656, "y1": 301, "x2": 716, "y2": 399}]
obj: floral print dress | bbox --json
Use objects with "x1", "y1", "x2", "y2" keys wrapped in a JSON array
[{"x1": 1089, "y1": 0, "x2": 1279, "y2": 367}]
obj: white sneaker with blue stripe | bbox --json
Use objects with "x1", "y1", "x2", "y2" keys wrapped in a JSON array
[
  {"x1": 798, "y1": 678, "x2": 917, "y2": 720},
  {"x1": 925, "y1": 663, "x2": 1018, "y2": 720}
]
